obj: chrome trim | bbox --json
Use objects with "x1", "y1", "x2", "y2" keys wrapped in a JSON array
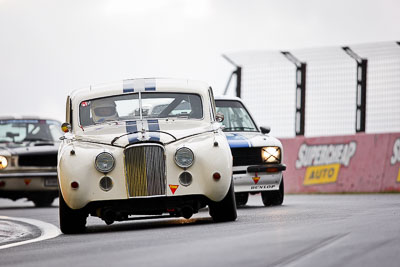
[
  {"x1": 124, "y1": 143, "x2": 166, "y2": 197},
  {"x1": 0, "y1": 172, "x2": 58, "y2": 177}
]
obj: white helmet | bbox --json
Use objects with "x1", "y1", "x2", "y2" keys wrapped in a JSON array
[{"x1": 91, "y1": 99, "x2": 118, "y2": 123}]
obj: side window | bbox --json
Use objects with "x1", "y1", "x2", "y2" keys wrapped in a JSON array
[{"x1": 208, "y1": 88, "x2": 216, "y2": 121}]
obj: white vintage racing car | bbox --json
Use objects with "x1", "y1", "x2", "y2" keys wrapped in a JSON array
[
  {"x1": 215, "y1": 96, "x2": 286, "y2": 206},
  {"x1": 58, "y1": 78, "x2": 237, "y2": 233}
]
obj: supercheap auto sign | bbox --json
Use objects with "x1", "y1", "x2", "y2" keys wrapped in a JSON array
[
  {"x1": 296, "y1": 142, "x2": 356, "y2": 185},
  {"x1": 280, "y1": 133, "x2": 400, "y2": 193}
]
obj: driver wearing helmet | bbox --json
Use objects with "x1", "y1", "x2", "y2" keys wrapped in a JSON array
[{"x1": 91, "y1": 99, "x2": 119, "y2": 123}]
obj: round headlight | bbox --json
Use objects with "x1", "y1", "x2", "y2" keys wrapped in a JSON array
[
  {"x1": 95, "y1": 152, "x2": 115, "y2": 173},
  {"x1": 174, "y1": 147, "x2": 194, "y2": 169},
  {"x1": 0, "y1": 156, "x2": 8, "y2": 170}
]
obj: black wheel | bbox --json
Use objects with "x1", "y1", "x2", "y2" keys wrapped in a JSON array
[
  {"x1": 59, "y1": 192, "x2": 87, "y2": 234},
  {"x1": 32, "y1": 196, "x2": 55, "y2": 207},
  {"x1": 209, "y1": 181, "x2": 237, "y2": 222},
  {"x1": 235, "y1": 192, "x2": 249, "y2": 207},
  {"x1": 261, "y1": 177, "x2": 284, "y2": 206}
]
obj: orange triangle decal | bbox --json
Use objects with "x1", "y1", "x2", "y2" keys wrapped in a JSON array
[
  {"x1": 252, "y1": 177, "x2": 260, "y2": 184},
  {"x1": 169, "y1": 184, "x2": 179, "y2": 194},
  {"x1": 24, "y1": 179, "x2": 31, "y2": 185}
]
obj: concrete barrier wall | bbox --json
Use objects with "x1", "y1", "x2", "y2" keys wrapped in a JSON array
[{"x1": 280, "y1": 132, "x2": 400, "y2": 193}]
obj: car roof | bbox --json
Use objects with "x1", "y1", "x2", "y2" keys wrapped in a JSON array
[
  {"x1": 214, "y1": 95, "x2": 243, "y2": 102},
  {"x1": 70, "y1": 78, "x2": 211, "y2": 102},
  {"x1": 0, "y1": 115, "x2": 60, "y2": 121}
]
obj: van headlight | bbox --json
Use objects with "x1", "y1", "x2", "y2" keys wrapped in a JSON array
[
  {"x1": 95, "y1": 152, "x2": 115, "y2": 173},
  {"x1": 262, "y1": 147, "x2": 281, "y2": 163},
  {"x1": 0, "y1": 156, "x2": 8, "y2": 170},
  {"x1": 174, "y1": 147, "x2": 194, "y2": 169}
]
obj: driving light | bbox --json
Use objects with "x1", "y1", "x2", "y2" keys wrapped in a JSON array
[
  {"x1": 262, "y1": 147, "x2": 281, "y2": 163},
  {"x1": 174, "y1": 147, "x2": 194, "y2": 169},
  {"x1": 0, "y1": 156, "x2": 8, "y2": 170},
  {"x1": 95, "y1": 152, "x2": 115, "y2": 173}
]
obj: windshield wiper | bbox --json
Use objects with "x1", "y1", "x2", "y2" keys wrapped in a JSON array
[
  {"x1": 223, "y1": 127, "x2": 256, "y2": 131},
  {"x1": 23, "y1": 138, "x2": 53, "y2": 142}
]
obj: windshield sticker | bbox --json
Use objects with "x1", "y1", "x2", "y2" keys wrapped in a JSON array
[
  {"x1": 296, "y1": 142, "x2": 357, "y2": 186},
  {"x1": 81, "y1": 101, "x2": 90, "y2": 107}
]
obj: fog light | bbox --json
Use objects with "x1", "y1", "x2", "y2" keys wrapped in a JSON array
[
  {"x1": 0, "y1": 181, "x2": 5, "y2": 187},
  {"x1": 99, "y1": 176, "x2": 113, "y2": 191},
  {"x1": 266, "y1": 167, "x2": 279, "y2": 173},
  {"x1": 179, "y1": 172, "x2": 192, "y2": 186},
  {"x1": 71, "y1": 181, "x2": 79, "y2": 189},
  {"x1": 213, "y1": 172, "x2": 221, "y2": 180}
]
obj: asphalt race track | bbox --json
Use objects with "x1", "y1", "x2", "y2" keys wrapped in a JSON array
[{"x1": 0, "y1": 194, "x2": 399, "y2": 267}]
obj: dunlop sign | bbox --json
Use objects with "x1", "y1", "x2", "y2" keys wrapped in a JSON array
[{"x1": 296, "y1": 142, "x2": 357, "y2": 185}]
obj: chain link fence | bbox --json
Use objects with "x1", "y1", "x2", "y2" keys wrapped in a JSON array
[{"x1": 224, "y1": 42, "x2": 400, "y2": 138}]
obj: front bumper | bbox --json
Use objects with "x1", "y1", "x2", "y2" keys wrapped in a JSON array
[
  {"x1": 233, "y1": 163, "x2": 286, "y2": 193},
  {"x1": 0, "y1": 172, "x2": 58, "y2": 192}
]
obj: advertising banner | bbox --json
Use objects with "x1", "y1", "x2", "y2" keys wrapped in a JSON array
[{"x1": 281, "y1": 133, "x2": 400, "y2": 193}]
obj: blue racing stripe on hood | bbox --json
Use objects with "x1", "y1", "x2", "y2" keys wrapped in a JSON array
[
  {"x1": 226, "y1": 133, "x2": 252, "y2": 148},
  {"x1": 126, "y1": 121, "x2": 139, "y2": 143},
  {"x1": 147, "y1": 119, "x2": 160, "y2": 141}
]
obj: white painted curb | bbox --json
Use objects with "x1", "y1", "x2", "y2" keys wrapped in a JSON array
[{"x1": 0, "y1": 216, "x2": 61, "y2": 250}]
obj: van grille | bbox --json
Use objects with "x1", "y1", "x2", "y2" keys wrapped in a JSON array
[{"x1": 124, "y1": 145, "x2": 166, "y2": 197}]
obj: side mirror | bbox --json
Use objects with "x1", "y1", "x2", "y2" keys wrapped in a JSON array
[
  {"x1": 260, "y1": 126, "x2": 270, "y2": 134},
  {"x1": 215, "y1": 112, "x2": 224, "y2": 123},
  {"x1": 61, "y1": 122, "x2": 71, "y2": 133}
]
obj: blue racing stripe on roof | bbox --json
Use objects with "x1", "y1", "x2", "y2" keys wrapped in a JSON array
[
  {"x1": 144, "y1": 79, "x2": 156, "y2": 91},
  {"x1": 123, "y1": 79, "x2": 135, "y2": 93},
  {"x1": 226, "y1": 134, "x2": 252, "y2": 148}
]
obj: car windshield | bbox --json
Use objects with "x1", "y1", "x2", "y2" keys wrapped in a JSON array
[
  {"x1": 215, "y1": 100, "x2": 258, "y2": 132},
  {"x1": 0, "y1": 119, "x2": 63, "y2": 143},
  {"x1": 79, "y1": 92, "x2": 203, "y2": 127}
]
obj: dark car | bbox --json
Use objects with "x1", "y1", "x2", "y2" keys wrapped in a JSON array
[{"x1": 0, "y1": 116, "x2": 63, "y2": 207}]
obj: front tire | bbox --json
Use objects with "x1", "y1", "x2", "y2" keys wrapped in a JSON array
[
  {"x1": 59, "y1": 192, "x2": 87, "y2": 234},
  {"x1": 32, "y1": 195, "x2": 55, "y2": 207},
  {"x1": 261, "y1": 176, "x2": 284, "y2": 206},
  {"x1": 235, "y1": 192, "x2": 249, "y2": 207},
  {"x1": 209, "y1": 181, "x2": 237, "y2": 222}
]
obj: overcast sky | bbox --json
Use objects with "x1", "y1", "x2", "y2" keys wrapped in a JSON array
[{"x1": 1, "y1": 0, "x2": 399, "y2": 121}]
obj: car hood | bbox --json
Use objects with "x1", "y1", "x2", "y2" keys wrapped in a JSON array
[
  {"x1": 74, "y1": 119, "x2": 215, "y2": 146},
  {"x1": 224, "y1": 131, "x2": 282, "y2": 148},
  {"x1": 0, "y1": 142, "x2": 59, "y2": 156}
]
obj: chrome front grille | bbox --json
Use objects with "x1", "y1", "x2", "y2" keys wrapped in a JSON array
[{"x1": 124, "y1": 145, "x2": 166, "y2": 197}]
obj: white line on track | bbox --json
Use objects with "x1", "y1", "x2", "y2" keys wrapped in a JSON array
[{"x1": 0, "y1": 216, "x2": 61, "y2": 250}]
